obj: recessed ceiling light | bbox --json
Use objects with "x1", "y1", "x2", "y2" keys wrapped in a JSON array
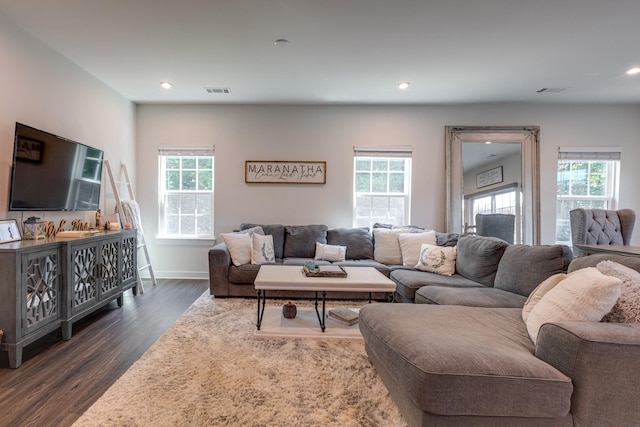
[
  {"x1": 398, "y1": 82, "x2": 411, "y2": 90},
  {"x1": 160, "y1": 81, "x2": 172, "y2": 89},
  {"x1": 485, "y1": 141, "x2": 492, "y2": 144},
  {"x1": 627, "y1": 67, "x2": 640, "y2": 75},
  {"x1": 274, "y1": 39, "x2": 290, "y2": 48}
]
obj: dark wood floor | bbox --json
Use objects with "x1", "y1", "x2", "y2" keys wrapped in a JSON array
[{"x1": 0, "y1": 279, "x2": 209, "y2": 427}]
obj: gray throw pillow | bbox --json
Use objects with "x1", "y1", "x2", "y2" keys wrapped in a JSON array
[
  {"x1": 456, "y1": 235, "x2": 509, "y2": 286},
  {"x1": 284, "y1": 225, "x2": 328, "y2": 258},
  {"x1": 327, "y1": 228, "x2": 373, "y2": 260},
  {"x1": 494, "y1": 244, "x2": 573, "y2": 296},
  {"x1": 240, "y1": 223, "x2": 285, "y2": 259}
]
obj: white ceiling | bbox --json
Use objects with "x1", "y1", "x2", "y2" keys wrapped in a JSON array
[{"x1": 1, "y1": 0, "x2": 639, "y2": 104}]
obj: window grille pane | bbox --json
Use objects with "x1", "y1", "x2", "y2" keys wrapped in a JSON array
[
  {"x1": 198, "y1": 157, "x2": 213, "y2": 169},
  {"x1": 182, "y1": 157, "x2": 197, "y2": 169},
  {"x1": 356, "y1": 173, "x2": 370, "y2": 192},
  {"x1": 388, "y1": 173, "x2": 404, "y2": 193},
  {"x1": 372, "y1": 159, "x2": 388, "y2": 171},
  {"x1": 180, "y1": 171, "x2": 196, "y2": 191},
  {"x1": 372, "y1": 173, "x2": 387, "y2": 192},
  {"x1": 166, "y1": 157, "x2": 180, "y2": 169}
]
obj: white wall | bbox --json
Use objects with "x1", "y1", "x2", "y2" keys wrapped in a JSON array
[
  {"x1": 0, "y1": 14, "x2": 135, "y2": 227},
  {"x1": 137, "y1": 103, "x2": 640, "y2": 278}
]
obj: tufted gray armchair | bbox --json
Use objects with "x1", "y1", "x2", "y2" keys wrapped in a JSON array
[{"x1": 569, "y1": 208, "x2": 636, "y2": 256}]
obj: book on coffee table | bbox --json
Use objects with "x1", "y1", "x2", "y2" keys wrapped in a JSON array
[{"x1": 327, "y1": 307, "x2": 359, "y2": 325}]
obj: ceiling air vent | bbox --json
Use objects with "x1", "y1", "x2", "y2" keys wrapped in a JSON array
[
  {"x1": 536, "y1": 87, "x2": 566, "y2": 93},
  {"x1": 205, "y1": 87, "x2": 231, "y2": 94}
]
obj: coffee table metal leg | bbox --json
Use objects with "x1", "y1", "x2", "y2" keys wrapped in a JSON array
[
  {"x1": 314, "y1": 291, "x2": 326, "y2": 332},
  {"x1": 256, "y1": 289, "x2": 266, "y2": 330}
]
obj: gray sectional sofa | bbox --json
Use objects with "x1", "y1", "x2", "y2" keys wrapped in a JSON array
[
  {"x1": 359, "y1": 253, "x2": 640, "y2": 426},
  {"x1": 208, "y1": 224, "x2": 572, "y2": 308}
]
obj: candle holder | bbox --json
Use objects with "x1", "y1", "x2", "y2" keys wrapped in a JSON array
[{"x1": 23, "y1": 216, "x2": 46, "y2": 240}]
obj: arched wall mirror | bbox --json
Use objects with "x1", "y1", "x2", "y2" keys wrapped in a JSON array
[{"x1": 445, "y1": 126, "x2": 540, "y2": 244}]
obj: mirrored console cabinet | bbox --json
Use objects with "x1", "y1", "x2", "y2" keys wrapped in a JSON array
[{"x1": 0, "y1": 229, "x2": 137, "y2": 368}]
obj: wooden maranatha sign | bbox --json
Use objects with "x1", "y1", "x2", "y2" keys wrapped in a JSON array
[{"x1": 245, "y1": 161, "x2": 326, "y2": 184}]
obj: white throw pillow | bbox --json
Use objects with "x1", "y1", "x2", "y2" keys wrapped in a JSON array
[
  {"x1": 414, "y1": 244, "x2": 457, "y2": 276},
  {"x1": 526, "y1": 267, "x2": 621, "y2": 344},
  {"x1": 597, "y1": 260, "x2": 640, "y2": 323},
  {"x1": 522, "y1": 273, "x2": 568, "y2": 323},
  {"x1": 251, "y1": 233, "x2": 275, "y2": 264},
  {"x1": 219, "y1": 232, "x2": 252, "y2": 266},
  {"x1": 314, "y1": 242, "x2": 346, "y2": 262},
  {"x1": 398, "y1": 231, "x2": 437, "y2": 267},
  {"x1": 373, "y1": 228, "x2": 415, "y2": 265}
]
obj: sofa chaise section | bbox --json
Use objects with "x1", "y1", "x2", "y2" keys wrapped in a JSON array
[{"x1": 359, "y1": 304, "x2": 574, "y2": 426}]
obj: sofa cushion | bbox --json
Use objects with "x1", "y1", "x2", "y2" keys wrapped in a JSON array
[
  {"x1": 284, "y1": 225, "x2": 328, "y2": 258},
  {"x1": 240, "y1": 223, "x2": 286, "y2": 259},
  {"x1": 391, "y1": 269, "x2": 485, "y2": 303},
  {"x1": 359, "y1": 304, "x2": 573, "y2": 418},
  {"x1": 398, "y1": 231, "x2": 437, "y2": 266},
  {"x1": 455, "y1": 235, "x2": 509, "y2": 286},
  {"x1": 334, "y1": 259, "x2": 391, "y2": 277},
  {"x1": 326, "y1": 227, "x2": 374, "y2": 259},
  {"x1": 526, "y1": 267, "x2": 621, "y2": 344},
  {"x1": 415, "y1": 286, "x2": 527, "y2": 308},
  {"x1": 494, "y1": 244, "x2": 573, "y2": 297}
]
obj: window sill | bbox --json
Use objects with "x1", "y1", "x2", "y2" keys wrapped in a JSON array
[{"x1": 155, "y1": 237, "x2": 216, "y2": 246}]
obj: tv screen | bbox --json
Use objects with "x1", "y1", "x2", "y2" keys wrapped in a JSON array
[{"x1": 9, "y1": 123, "x2": 104, "y2": 211}]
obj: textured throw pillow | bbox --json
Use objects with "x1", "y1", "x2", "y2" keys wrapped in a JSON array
[
  {"x1": 397, "y1": 231, "x2": 437, "y2": 267},
  {"x1": 314, "y1": 242, "x2": 346, "y2": 262},
  {"x1": 251, "y1": 233, "x2": 275, "y2": 264},
  {"x1": 597, "y1": 260, "x2": 640, "y2": 323},
  {"x1": 373, "y1": 228, "x2": 415, "y2": 265},
  {"x1": 219, "y1": 232, "x2": 252, "y2": 266},
  {"x1": 526, "y1": 267, "x2": 621, "y2": 344},
  {"x1": 522, "y1": 273, "x2": 568, "y2": 323},
  {"x1": 414, "y1": 244, "x2": 457, "y2": 276}
]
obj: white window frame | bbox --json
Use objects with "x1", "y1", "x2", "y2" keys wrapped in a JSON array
[
  {"x1": 158, "y1": 147, "x2": 214, "y2": 240},
  {"x1": 353, "y1": 146, "x2": 412, "y2": 229},
  {"x1": 555, "y1": 147, "x2": 621, "y2": 245}
]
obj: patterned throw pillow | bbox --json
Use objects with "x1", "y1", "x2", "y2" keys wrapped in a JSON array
[
  {"x1": 414, "y1": 243, "x2": 457, "y2": 276},
  {"x1": 314, "y1": 242, "x2": 346, "y2": 262},
  {"x1": 251, "y1": 233, "x2": 275, "y2": 264}
]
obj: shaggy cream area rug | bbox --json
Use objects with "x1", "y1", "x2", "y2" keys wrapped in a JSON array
[{"x1": 73, "y1": 294, "x2": 406, "y2": 427}]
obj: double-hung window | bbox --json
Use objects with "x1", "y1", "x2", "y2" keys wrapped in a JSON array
[
  {"x1": 158, "y1": 147, "x2": 214, "y2": 239},
  {"x1": 555, "y1": 147, "x2": 620, "y2": 244},
  {"x1": 353, "y1": 146, "x2": 412, "y2": 229}
]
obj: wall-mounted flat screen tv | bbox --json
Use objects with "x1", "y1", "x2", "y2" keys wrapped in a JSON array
[{"x1": 8, "y1": 123, "x2": 104, "y2": 211}]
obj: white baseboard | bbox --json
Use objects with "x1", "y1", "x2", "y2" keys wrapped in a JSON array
[{"x1": 139, "y1": 270, "x2": 208, "y2": 280}]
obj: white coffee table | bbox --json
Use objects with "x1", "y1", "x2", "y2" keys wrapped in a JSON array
[{"x1": 254, "y1": 265, "x2": 396, "y2": 333}]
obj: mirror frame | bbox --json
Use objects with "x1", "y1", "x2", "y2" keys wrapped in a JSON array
[{"x1": 445, "y1": 126, "x2": 540, "y2": 244}]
